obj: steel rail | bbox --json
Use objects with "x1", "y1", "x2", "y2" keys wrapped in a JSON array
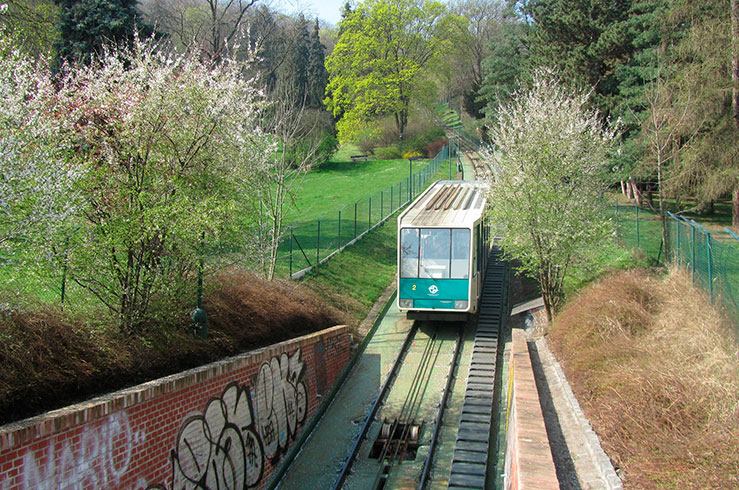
[
  {"x1": 331, "y1": 322, "x2": 419, "y2": 490},
  {"x1": 418, "y1": 325, "x2": 464, "y2": 489},
  {"x1": 379, "y1": 326, "x2": 444, "y2": 475}
]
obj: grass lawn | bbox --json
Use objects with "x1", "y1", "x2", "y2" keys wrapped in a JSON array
[
  {"x1": 277, "y1": 146, "x2": 451, "y2": 277},
  {"x1": 286, "y1": 145, "x2": 449, "y2": 223},
  {"x1": 302, "y1": 210, "x2": 399, "y2": 330},
  {"x1": 611, "y1": 191, "x2": 735, "y2": 232}
]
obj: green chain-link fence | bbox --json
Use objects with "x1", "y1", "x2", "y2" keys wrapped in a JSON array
[
  {"x1": 279, "y1": 146, "x2": 451, "y2": 279},
  {"x1": 613, "y1": 202, "x2": 739, "y2": 337}
]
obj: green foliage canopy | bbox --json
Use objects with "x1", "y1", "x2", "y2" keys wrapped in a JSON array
[{"x1": 325, "y1": 0, "x2": 450, "y2": 142}]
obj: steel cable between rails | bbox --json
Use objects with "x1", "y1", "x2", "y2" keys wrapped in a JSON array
[
  {"x1": 331, "y1": 322, "x2": 419, "y2": 490},
  {"x1": 371, "y1": 324, "x2": 447, "y2": 488},
  {"x1": 419, "y1": 325, "x2": 464, "y2": 490}
]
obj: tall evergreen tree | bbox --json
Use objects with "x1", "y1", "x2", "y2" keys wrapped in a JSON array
[
  {"x1": 247, "y1": 5, "x2": 282, "y2": 93},
  {"x1": 524, "y1": 0, "x2": 635, "y2": 115},
  {"x1": 479, "y1": 2, "x2": 529, "y2": 123},
  {"x1": 306, "y1": 18, "x2": 328, "y2": 109},
  {"x1": 1, "y1": 0, "x2": 60, "y2": 56},
  {"x1": 54, "y1": 0, "x2": 151, "y2": 67},
  {"x1": 291, "y1": 14, "x2": 310, "y2": 101}
]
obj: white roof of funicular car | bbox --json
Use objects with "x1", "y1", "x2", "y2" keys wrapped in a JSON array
[{"x1": 398, "y1": 180, "x2": 488, "y2": 229}]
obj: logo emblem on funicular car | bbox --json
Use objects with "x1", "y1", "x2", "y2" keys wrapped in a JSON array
[{"x1": 428, "y1": 285, "x2": 439, "y2": 295}]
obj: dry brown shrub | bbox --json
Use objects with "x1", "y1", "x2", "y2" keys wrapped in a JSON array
[
  {"x1": 203, "y1": 268, "x2": 348, "y2": 349},
  {"x1": 549, "y1": 268, "x2": 739, "y2": 490},
  {"x1": 0, "y1": 267, "x2": 349, "y2": 425}
]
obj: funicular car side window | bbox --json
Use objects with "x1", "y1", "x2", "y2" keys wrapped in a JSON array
[{"x1": 451, "y1": 229, "x2": 470, "y2": 279}]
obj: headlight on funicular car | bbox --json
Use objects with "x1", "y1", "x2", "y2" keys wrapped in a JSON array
[{"x1": 399, "y1": 298, "x2": 414, "y2": 308}]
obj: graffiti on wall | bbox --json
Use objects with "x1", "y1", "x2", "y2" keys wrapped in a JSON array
[
  {"x1": 254, "y1": 348, "x2": 307, "y2": 460},
  {"x1": 11, "y1": 412, "x2": 145, "y2": 490},
  {"x1": 149, "y1": 348, "x2": 308, "y2": 490}
]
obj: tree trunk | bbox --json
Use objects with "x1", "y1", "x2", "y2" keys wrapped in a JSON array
[
  {"x1": 628, "y1": 177, "x2": 642, "y2": 205},
  {"x1": 733, "y1": 188, "x2": 739, "y2": 230},
  {"x1": 732, "y1": 0, "x2": 739, "y2": 125},
  {"x1": 657, "y1": 153, "x2": 671, "y2": 261},
  {"x1": 696, "y1": 199, "x2": 715, "y2": 215}
]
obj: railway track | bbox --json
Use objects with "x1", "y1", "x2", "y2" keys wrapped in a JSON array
[
  {"x1": 333, "y1": 321, "x2": 463, "y2": 489},
  {"x1": 325, "y1": 253, "x2": 508, "y2": 490},
  {"x1": 276, "y1": 147, "x2": 509, "y2": 489}
]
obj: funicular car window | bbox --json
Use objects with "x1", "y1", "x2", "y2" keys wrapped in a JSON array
[
  {"x1": 451, "y1": 229, "x2": 470, "y2": 279},
  {"x1": 420, "y1": 229, "x2": 451, "y2": 279},
  {"x1": 400, "y1": 228, "x2": 420, "y2": 278}
]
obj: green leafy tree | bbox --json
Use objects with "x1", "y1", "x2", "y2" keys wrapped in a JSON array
[
  {"x1": 657, "y1": 0, "x2": 739, "y2": 227},
  {"x1": 483, "y1": 70, "x2": 619, "y2": 320},
  {"x1": 325, "y1": 0, "x2": 449, "y2": 141}
]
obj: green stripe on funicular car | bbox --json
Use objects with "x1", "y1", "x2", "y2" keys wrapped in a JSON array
[{"x1": 399, "y1": 278, "x2": 469, "y2": 301}]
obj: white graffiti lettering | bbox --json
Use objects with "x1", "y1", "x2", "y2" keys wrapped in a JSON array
[
  {"x1": 148, "y1": 348, "x2": 307, "y2": 490},
  {"x1": 255, "y1": 349, "x2": 307, "y2": 460},
  {"x1": 18, "y1": 411, "x2": 143, "y2": 490}
]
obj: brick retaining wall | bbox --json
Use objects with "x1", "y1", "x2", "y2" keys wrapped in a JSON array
[{"x1": 0, "y1": 325, "x2": 351, "y2": 490}]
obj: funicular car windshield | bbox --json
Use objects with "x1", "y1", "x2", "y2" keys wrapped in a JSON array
[{"x1": 400, "y1": 228, "x2": 470, "y2": 279}]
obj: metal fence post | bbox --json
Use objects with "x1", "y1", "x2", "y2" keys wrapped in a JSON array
[
  {"x1": 675, "y1": 218, "x2": 680, "y2": 264},
  {"x1": 369, "y1": 196, "x2": 372, "y2": 230},
  {"x1": 668, "y1": 211, "x2": 680, "y2": 264},
  {"x1": 635, "y1": 204, "x2": 640, "y2": 251},
  {"x1": 289, "y1": 228, "x2": 293, "y2": 278},
  {"x1": 691, "y1": 220, "x2": 713, "y2": 300},
  {"x1": 354, "y1": 201, "x2": 358, "y2": 238},
  {"x1": 707, "y1": 232, "x2": 713, "y2": 303},
  {"x1": 409, "y1": 161, "x2": 412, "y2": 202},
  {"x1": 381, "y1": 190, "x2": 384, "y2": 221},
  {"x1": 338, "y1": 207, "x2": 342, "y2": 248},
  {"x1": 692, "y1": 224, "x2": 696, "y2": 284},
  {"x1": 317, "y1": 219, "x2": 321, "y2": 267}
]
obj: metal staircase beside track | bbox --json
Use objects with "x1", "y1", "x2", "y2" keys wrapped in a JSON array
[{"x1": 448, "y1": 250, "x2": 508, "y2": 489}]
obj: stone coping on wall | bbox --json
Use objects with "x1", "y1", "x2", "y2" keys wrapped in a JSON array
[
  {"x1": 0, "y1": 325, "x2": 348, "y2": 452},
  {"x1": 510, "y1": 328, "x2": 559, "y2": 490}
]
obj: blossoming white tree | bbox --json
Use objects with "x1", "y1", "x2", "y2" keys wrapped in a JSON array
[
  {"x1": 483, "y1": 70, "x2": 619, "y2": 321},
  {"x1": 53, "y1": 38, "x2": 275, "y2": 332},
  {"x1": 0, "y1": 29, "x2": 79, "y2": 259}
]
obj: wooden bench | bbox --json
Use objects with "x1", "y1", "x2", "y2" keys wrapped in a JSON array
[{"x1": 351, "y1": 154, "x2": 369, "y2": 162}]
